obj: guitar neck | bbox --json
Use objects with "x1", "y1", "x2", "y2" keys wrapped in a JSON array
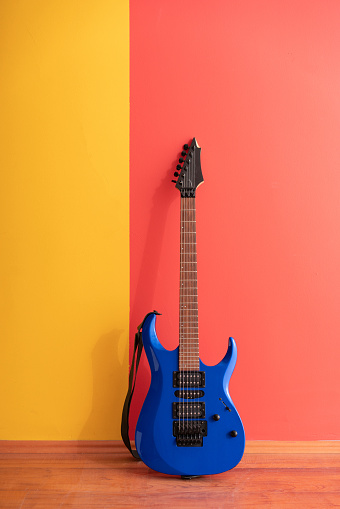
[{"x1": 179, "y1": 197, "x2": 199, "y2": 371}]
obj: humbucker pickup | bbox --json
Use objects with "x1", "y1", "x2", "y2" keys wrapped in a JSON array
[
  {"x1": 172, "y1": 402, "x2": 205, "y2": 419},
  {"x1": 174, "y1": 390, "x2": 205, "y2": 399},
  {"x1": 173, "y1": 371, "x2": 205, "y2": 388}
]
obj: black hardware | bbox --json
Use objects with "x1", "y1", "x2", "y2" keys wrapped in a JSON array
[
  {"x1": 173, "y1": 420, "x2": 207, "y2": 447},
  {"x1": 172, "y1": 402, "x2": 205, "y2": 419},
  {"x1": 174, "y1": 390, "x2": 205, "y2": 399},
  {"x1": 173, "y1": 371, "x2": 205, "y2": 388},
  {"x1": 219, "y1": 398, "x2": 231, "y2": 412}
]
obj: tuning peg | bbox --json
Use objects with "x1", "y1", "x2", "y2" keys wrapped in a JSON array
[
  {"x1": 174, "y1": 171, "x2": 179, "y2": 177},
  {"x1": 181, "y1": 151, "x2": 187, "y2": 157},
  {"x1": 179, "y1": 158, "x2": 184, "y2": 163},
  {"x1": 176, "y1": 164, "x2": 181, "y2": 170},
  {"x1": 183, "y1": 144, "x2": 189, "y2": 150}
]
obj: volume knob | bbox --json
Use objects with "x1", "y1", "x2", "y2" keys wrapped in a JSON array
[
  {"x1": 213, "y1": 414, "x2": 220, "y2": 421},
  {"x1": 230, "y1": 430, "x2": 238, "y2": 437}
]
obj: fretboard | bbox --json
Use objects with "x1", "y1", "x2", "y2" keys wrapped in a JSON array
[{"x1": 179, "y1": 197, "x2": 199, "y2": 370}]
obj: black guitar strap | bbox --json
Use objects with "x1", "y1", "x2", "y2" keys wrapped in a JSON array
[{"x1": 121, "y1": 311, "x2": 160, "y2": 459}]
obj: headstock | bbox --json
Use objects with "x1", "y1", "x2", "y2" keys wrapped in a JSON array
[{"x1": 171, "y1": 138, "x2": 204, "y2": 197}]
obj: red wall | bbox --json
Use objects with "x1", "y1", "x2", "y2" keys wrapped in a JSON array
[{"x1": 130, "y1": 0, "x2": 340, "y2": 440}]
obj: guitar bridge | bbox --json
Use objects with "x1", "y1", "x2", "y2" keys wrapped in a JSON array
[{"x1": 173, "y1": 420, "x2": 207, "y2": 447}]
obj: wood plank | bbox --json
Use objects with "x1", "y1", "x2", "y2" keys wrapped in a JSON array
[
  {"x1": 1, "y1": 488, "x2": 339, "y2": 508},
  {"x1": 0, "y1": 441, "x2": 339, "y2": 508},
  {"x1": 245, "y1": 440, "x2": 340, "y2": 454}
]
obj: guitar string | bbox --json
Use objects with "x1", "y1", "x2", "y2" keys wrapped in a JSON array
[
  {"x1": 185, "y1": 191, "x2": 187, "y2": 431},
  {"x1": 180, "y1": 194, "x2": 183, "y2": 432},
  {"x1": 180, "y1": 183, "x2": 186, "y2": 432},
  {"x1": 179, "y1": 193, "x2": 182, "y2": 431},
  {"x1": 178, "y1": 195, "x2": 184, "y2": 433},
  {"x1": 186, "y1": 164, "x2": 189, "y2": 430},
  {"x1": 187, "y1": 158, "x2": 190, "y2": 429},
  {"x1": 184, "y1": 167, "x2": 188, "y2": 431},
  {"x1": 184, "y1": 191, "x2": 187, "y2": 430},
  {"x1": 187, "y1": 152, "x2": 195, "y2": 426},
  {"x1": 183, "y1": 193, "x2": 186, "y2": 432},
  {"x1": 184, "y1": 188, "x2": 187, "y2": 430},
  {"x1": 195, "y1": 148, "x2": 199, "y2": 431},
  {"x1": 191, "y1": 148, "x2": 196, "y2": 429},
  {"x1": 193, "y1": 147, "x2": 197, "y2": 432},
  {"x1": 187, "y1": 162, "x2": 190, "y2": 430}
]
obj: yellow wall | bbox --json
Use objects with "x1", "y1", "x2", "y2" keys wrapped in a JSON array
[{"x1": 0, "y1": 1, "x2": 129, "y2": 439}]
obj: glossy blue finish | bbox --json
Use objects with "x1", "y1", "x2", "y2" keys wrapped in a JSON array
[{"x1": 135, "y1": 313, "x2": 245, "y2": 476}]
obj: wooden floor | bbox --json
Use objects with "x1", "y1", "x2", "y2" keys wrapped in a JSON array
[{"x1": 0, "y1": 441, "x2": 339, "y2": 508}]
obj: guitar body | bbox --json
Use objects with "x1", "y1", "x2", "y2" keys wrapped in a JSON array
[{"x1": 135, "y1": 313, "x2": 245, "y2": 476}]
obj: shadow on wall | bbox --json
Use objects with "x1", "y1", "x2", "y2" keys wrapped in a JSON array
[
  {"x1": 79, "y1": 329, "x2": 128, "y2": 440},
  {"x1": 128, "y1": 156, "x2": 180, "y2": 434},
  {"x1": 130, "y1": 157, "x2": 179, "y2": 318}
]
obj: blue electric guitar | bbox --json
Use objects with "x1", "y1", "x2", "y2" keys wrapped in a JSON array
[{"x1": 135, "y1": 138, "x2": 245, "y2": 477}]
